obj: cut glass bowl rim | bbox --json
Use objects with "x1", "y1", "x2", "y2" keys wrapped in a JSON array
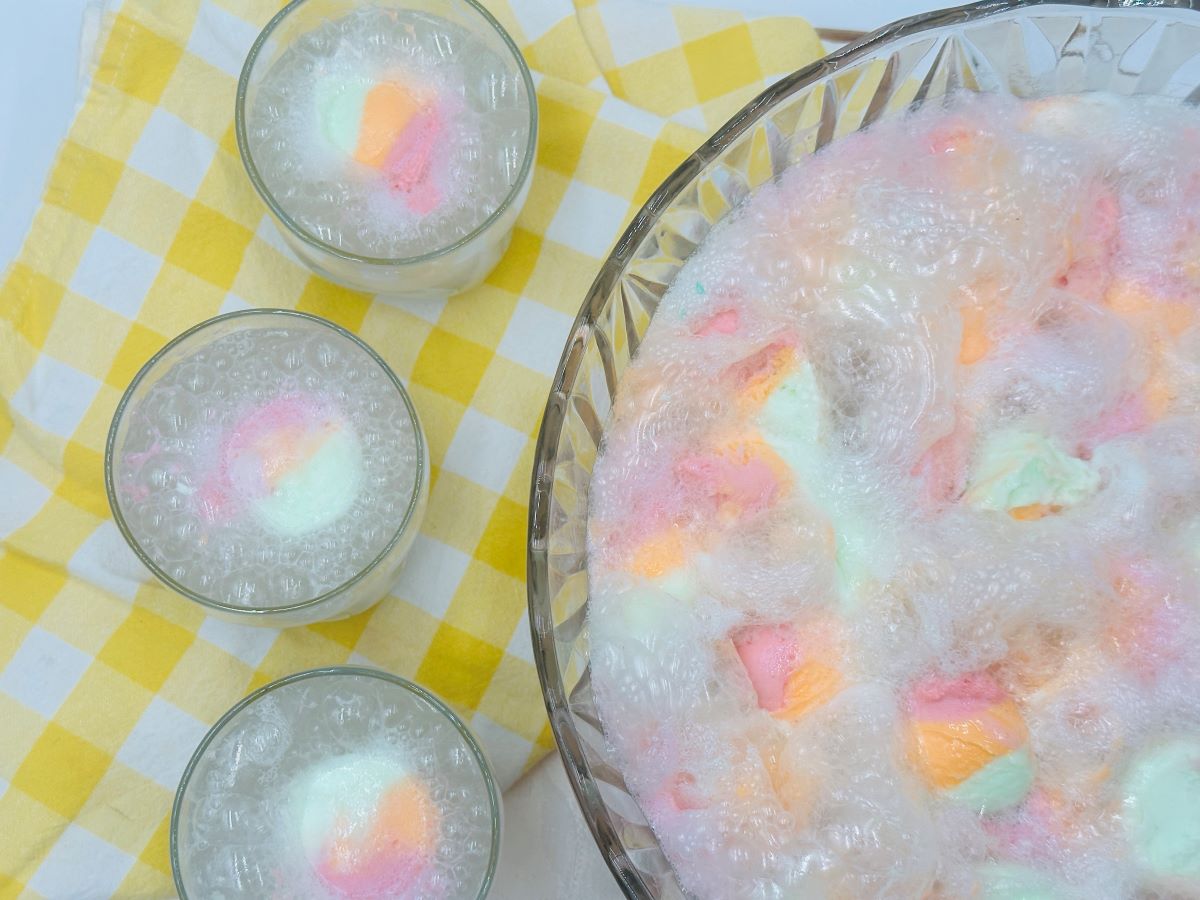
[{"x1": 527, "y1": 0, "x2": 1200, "y2": 897}]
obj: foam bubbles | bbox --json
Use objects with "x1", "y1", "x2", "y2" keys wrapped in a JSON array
[
  {"x1": 588, "y1": 92, "x2": 1200, "y2": 898},
  {"x1": 246, "y1": 4, "x2": 531, "y2": 258},
  {"x1": 174, "y1": 673, "x2": 496, "y2": 899},
  {"x1": 111, "y1": 318, "x2": 421, "y2": 608}
]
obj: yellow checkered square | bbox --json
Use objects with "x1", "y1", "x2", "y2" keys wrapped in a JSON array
[
  {"x1": 573, "y1": 119, "x2": 655, "y2": 198},
  {"x1": 485, "y1": 227, "x2": 542, "y2": 295},
  {"x1": 522, "y1": 241, "x2": 596, "y2": 315},
  {"x1": 98, "y1": 606, "x2": 194, "y2": 693},
  {"x1": 0, "y1": 872, "x2": 23, "y2": 898},
  {"x1": 536, "y1": 93, "x2": 601, "y2": 176},
  {"x1": 635, "y1": 130, "x2": 697, "y2": 203},
  {"x1": 0, "y1": 787, "x2": 63, "y2": 882},
  {"x1": 0, "y1": 550, "x2": 67, "y2": 623},
  {"x1": 194, "y1": 156, "x2": 269, "y2": 231},
  {"x1": 252, "y1": 630, "x2": 352, "y2": 687},
  {"x1": 101, "y1": 167, "x2": 191, "y2": 256},
  {"x1": 137, "y1": 816, "x2": 173, "y2": 878},
  {"x1": 96, "y1": 15, "x2": 185, "y2": 106},
  {"x1": 421, "y1": 470, "x2": 496, "y2": 556},
  {"x1": 46, "y1": 142, "x2": 125, "y2": 225},
  {"x1": 355, "y1": 598, "x2": 440, "y2": 679},
  {"x1": 76, "y1": 763, "x2": 171, "y2": 857},
  {"x1": 104, "y1": 322, "x2": 171, "y2": 390},
  {"x1": 410, "y1": 327, "x2": 494, "y2": 407},
  {"x1": 514, "y1": 168, "x2": 569, "y2": 237},
  {"x1": 70, "y1": 384, "x2": 124, "y2": 455},
  {"x1": 57, "y1": 441, "x2": 108, "y2": 519},
  {"x1": 159, "y1": 642, "x2": 253, "y2": 723},
  {"x1": 524, "y1": 18, "x2": 603, "y2": 86},
  {"x1": 138, "y1": 264, "x2": 226, "y2": 336},
  {"x1": 610, "y1": 49, "x2": 698, "y2": 119},
  {"x1": 160, "y1": 53, "x2": 238, "y2": 143},
  {"x1": 307, "y1": 605, "x2": 377, "y2": 651},
  {"x1": 435, "y1": 289, "x2": 516, "y2": 348},
  {"x1": 19, "y1": 204, "x2": 93, "y2": 282},
  {"x1": 5, "y1": 497, "x2": 101, "y2": 563},
  {"x1": 165, "y1": 201, "x2": 255, "y2": 290},
  {"x1": 42, "y1": 293, "x2": 135, "y2": 382},
  {"x1": 55, "y1": 663, "x2": 152, "y2": 755},
  {"x1": 474, "y1": 496, "x2": 526, "y2": 581},
  {"x1": 11, "y1": 723, "x2": 111, "y2": 820},
  {"x1": 416, "y1": 623, "x2": 504, "y2": 711},
  {"x1": 231, "y1": 235, "x2": 312, "y2": 307},
  {"x1": 357, "y1": 306, "x2": 433, "y2": 380},
  {"x1": 478, "y1": 655, "x2": 550, "y2": 743},
  {"x1": 0, "y1": 609, "x2": 32, "y2": 680},
  {"x1": 445, "y1": 560, "x2": 525, "y2": 648},
  {"x1": 1, "y1": 265, "x2": 65, "y2": 352},
  {"x1": 0, "y1": 694, "x2": 45, "y2": 781},
  {"x1": 296, "y1": 276, "x2": 372, "y2": 332},
  {"x1": 37, "y1": 583, "x2": 128, "y2": 656}
]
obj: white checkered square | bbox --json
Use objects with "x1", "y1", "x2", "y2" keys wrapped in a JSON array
[
  {"x1": 185, "y1": 0, "x2": 261, "y2": 77},
  {"x1": 115, "y1": 696, "x2": 209, "y2": 790},
  {"x1": 9, "y1": 355, "x2": 101, "y2": 440},
  {"x1": 389, "y1": 534, "x2": 469, "y2": 618},
  {"x1": 505, "y1": 615, "x2": 536, "y2": 665},
  {"x1": 598, "y1": 0, "x2": 681, "y2": 66},
  {"x1": 545, "y1": 180, "x2": 628, "y2": 258},
  {"x1": 198, "y1": 616, "x2": 280, "y2": 668},
  {"x1": 219, "y1": 292, "x2": 253, "y2": 315},
  {"x1": 672, "y1": 106, "x2": 707, "y2": 131},
  {"x1": 498, "y1": 298, "x2": 574, "y2": 376},
  {"x1": 470, "y1": 712, "x2": 535, "y2": 788},
  {"x1": 0, "y1": 626, "x2": 91, "y2": 719},
  {"x1": 510, "y1": 0, "x2": 572, "y2": 43},
  {"x1": 599, "y1": 95, "x2": 664, "y2": 139},
  {"x1": 255, "y1": 216, "x2": 300, "y2": 263},
  {"x1": 0, "y1": 457, "x2": 50, "y2": 538},
  {"x1": 441, "y1": 408, "x2": 528, "y2": 494},
  {"x1": 346, "y1": 650, "x2": 375, "y2": 667},
  {"x1": 69, "y1": 227, "x2": 161, "y2": 319},
  {"x1": 128, "y1": 108, "x2": 217, "y2": 198},
  {"x1": 68, "y1": 520, "x2": 152, "y2": 602},
  {"x1": 389, "y1": 293, "x2": 448, "y2": 325},
  {"x1": 29, "y1": 825, "x2": 134, "y2": 900}
]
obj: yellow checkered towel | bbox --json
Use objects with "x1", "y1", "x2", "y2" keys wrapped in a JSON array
[{"x1": 0, "y1": 0, "x2": 822, "y2": 893}]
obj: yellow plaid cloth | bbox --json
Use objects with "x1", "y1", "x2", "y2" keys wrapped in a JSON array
[{"x1": 0, "y1": 0, "x2": 822, "y2": 894}]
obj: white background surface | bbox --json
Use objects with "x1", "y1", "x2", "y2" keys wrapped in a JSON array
[{"x1": 0, "y1": 1, "x2": 943, "y2": 897}]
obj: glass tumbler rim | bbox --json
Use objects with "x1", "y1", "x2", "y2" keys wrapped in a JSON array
[
  {"x1": 169, "y1": 665, "x2": 503, "y2": 900},
  {"x1": 104, "y1": 307, "x2": 427, "y2": 618},
  {"x1": 234, "y1": 0, "x2": 539, "y2": 268}
]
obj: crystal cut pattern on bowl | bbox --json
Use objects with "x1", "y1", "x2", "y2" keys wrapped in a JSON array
[{"x1": 527, "y1": 2, "x2": 1200, "y2": 897}]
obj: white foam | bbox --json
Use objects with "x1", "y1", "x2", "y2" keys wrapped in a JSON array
[{"x1": 588, "y1": 92, "x2": 1200, "y2": 898}]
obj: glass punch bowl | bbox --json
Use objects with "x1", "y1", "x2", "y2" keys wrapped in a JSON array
[{"x1": 527, "y1": 1, "x2": 1200, "y2": 896}]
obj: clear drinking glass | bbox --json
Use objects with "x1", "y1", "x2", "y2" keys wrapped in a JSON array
[
  {"x1": 236, "y1": 0, "x2": 538, "y2": 299},
  {"x1": 526, "y1": 2, "x2": 1200, "y2": 896},
  {"x1": 106, "y1": 308, "x2": 429, "y2": 627},
  {"x1": 171, "y1": 666, "x2": 503, "y2": 899}
]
